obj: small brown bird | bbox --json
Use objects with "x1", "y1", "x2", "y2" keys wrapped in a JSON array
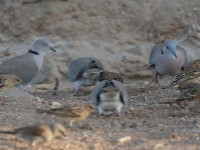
[
  {"x1": 0, "y1": 74, "x2": 23, "y2": 94},
  {"x1": 159, "y1": 92, "x2": 200, "y2": 111},
  {"x1": 99, "y1": 71, "x2": 123, "y2": 83},
  {"x1": 170, "y1": 59, "x2": 200, "y2": 85},
  {"x1": 1, "y1": 124, "x2": 54, "y2": 146},
  {"x1": 37, "y1": 104, "x2": 94, "y2": 127},
  {"x1": 50, "y1": 122, "x2": 67, "y2": 138},
  {"x1": 177, "y1": 82, "x2": 200, "y2": 97},
  {"x1": 0, "y1": 122, "x2": 67, "y2": 146}
]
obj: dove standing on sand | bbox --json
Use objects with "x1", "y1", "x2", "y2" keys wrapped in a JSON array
[
  {"x1": 68, "y1": 57, "x2": 103, "y2": 94},
  {"x1": 0, "y1": 74, "x2": 23, "y2": 94},
  {"x1": 91, "y1": 80, "x2": 128, "y2": 115},
  {"x1": 149, "y1": 40, "x2": 187, "y2": 85},
  {"x1": 0, "y1": 39, "x2": 56, "y2": 85}
]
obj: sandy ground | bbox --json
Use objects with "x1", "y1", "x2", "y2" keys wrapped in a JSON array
[{"x1": 0, "y1": 78, "x2": 200, "y2": 150}]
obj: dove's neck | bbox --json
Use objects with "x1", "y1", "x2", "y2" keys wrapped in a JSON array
[{"x1": 28, "y1": 49, "x2": 45, "y2": 70}]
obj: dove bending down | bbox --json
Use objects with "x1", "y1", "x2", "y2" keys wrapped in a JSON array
[
  {"x1": 91, "y1": 80, "x2": 128, "y2": 115},
  {"x1": 68, "y1": 57, "x2": 103, "y2": 94},
  {"x1": 0, "y1": 38, "x2": 56, "y2": 86},
  {"x1": 149, "y1": 40, "x2": 187, "y2": 85}
]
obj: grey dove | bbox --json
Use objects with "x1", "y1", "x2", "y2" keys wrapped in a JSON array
[
  {"x1": 68, "y1": 57, "x2": 103, "y2": 94},
  {"x1": 91, "y1": 80, "x2": 128, "y2": 115},
  {"x1": 149, "y1": 40, "x2": 187, "y2": 85},
  {"x1": 0, "y1": 38, "x2": 56, "y2": 85}
]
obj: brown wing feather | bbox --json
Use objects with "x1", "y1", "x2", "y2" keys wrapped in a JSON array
[{"x1": 51, "y1": 106, "x2": 84, "y2": 117}]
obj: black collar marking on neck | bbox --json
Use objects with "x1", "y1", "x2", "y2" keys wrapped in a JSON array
[{"x1": 28, "y1": 49, "x2": 39, "y2": 55}]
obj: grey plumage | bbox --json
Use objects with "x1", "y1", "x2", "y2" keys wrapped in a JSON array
[
  {"x1": 68, "y1": 57, "x2": 103, "y2": 93},
  {"x1": 0, "y1": 39, "x2": 56, "y2": 85},
  {"x1": 91, "y1": 80, "x2": 128, "y2": 114},
  {"x1": 0, "y1": 41, "x2": 3, "y2": 51},
  {"x1": 149, "y1": 40, "x2": 187, "y2": 85}
]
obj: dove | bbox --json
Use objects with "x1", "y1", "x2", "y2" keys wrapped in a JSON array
[
  {"x1": 68, "y1": 57, "x2": 103, "y2": 94},
  {"x1": 91, "y1": 80, "x2": 128, "y2": 115},
  {"x1": 0, "y1": 74, "x2": 23, "y2": 94},
  {"x1": 37, "y1": 104, "x2": 94, "y2": 127},
  {"x1": 149, "y1": 40, "x2": 187, "y2": 85},
  {"x1": 170, "y1": 59, "x2": 200, "y2": 86},
  {"x1": 0, "y1": 38, "x2": 56, "y2": 85}
]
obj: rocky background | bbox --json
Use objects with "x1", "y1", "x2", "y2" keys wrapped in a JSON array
[
  {"x1": 0, "y1": 1, "x2": 200, "y2": 149},
  {"x1": 0, "y1": 0, "x2": 199, "y2": 83}
]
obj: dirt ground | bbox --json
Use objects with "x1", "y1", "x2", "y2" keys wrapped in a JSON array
[{"x1": 0, "y1": 78, "x2": 200, "y2": 150}]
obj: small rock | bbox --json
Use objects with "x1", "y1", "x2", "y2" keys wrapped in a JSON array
[
  {"x1": 118, "y1": 136, "x2": 132, "y2": 143},
  {"x1": 35, "y1": 96, "x2": 43, "y2": 103},
  {"x1": 51, "y1": 101, "x2": 62, "y2": 109}
]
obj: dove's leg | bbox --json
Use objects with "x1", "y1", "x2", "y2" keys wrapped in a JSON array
[{"x1": 149, "y1": 72, "x2": 161, "y2": 86}]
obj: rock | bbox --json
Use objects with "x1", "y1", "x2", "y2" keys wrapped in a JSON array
[
  {"x1": 2, "y1": 87, "x2": 36, "y2": 100},
  {"x1": 118, "y1": 136, "x2": 132, "y2": 144},
  {"x1": 51, "y1": 101, "x2": 62, "y2": 109}
]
